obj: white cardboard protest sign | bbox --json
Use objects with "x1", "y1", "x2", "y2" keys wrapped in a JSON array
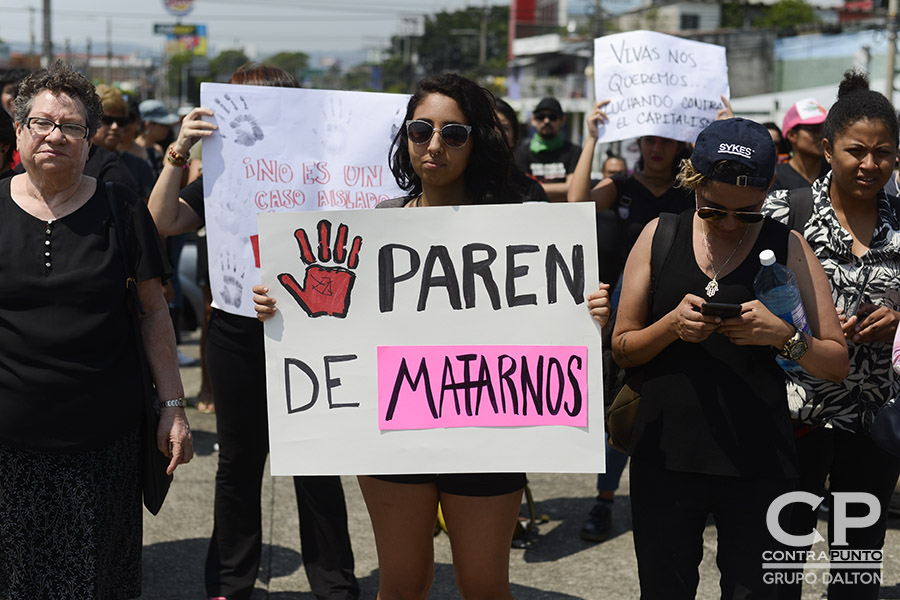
[
  {"x1": 593, "y1": 30, "x2": 729, "y2": 143},
  {"x1": 199, "y1": 83, "x2": 408, "y2": 317},
  {"x1": 258, "y1": 203, "x2": 605, "y2": 475}
]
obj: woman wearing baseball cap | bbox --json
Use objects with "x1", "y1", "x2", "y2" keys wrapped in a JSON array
[
  {"x1": 770, "y1": 97, "x2": 829, "y2": 191},
  {"x1": 613, "y1": 118, "x2": 847, "y2": 599}
]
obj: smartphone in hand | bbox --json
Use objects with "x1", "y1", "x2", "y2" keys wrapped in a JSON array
[{"x1": 701, "y1": 302, "x2": 742, "y2": 319}]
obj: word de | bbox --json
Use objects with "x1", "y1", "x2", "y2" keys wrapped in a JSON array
[
  {"x1": 283, "y1": 355, "x2": 360, "y2": 414},
  {"x1": 378, "y1": 243, "x2": 585, "y2": 312}
]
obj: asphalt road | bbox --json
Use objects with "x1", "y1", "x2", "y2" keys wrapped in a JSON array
[{"x1": 139, "y1": 333, "x2": 900, "y2": 599}]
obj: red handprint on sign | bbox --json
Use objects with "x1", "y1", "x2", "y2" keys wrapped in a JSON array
[{"x1": 278, "y1": 219, "x2": 362, "y2": 318}]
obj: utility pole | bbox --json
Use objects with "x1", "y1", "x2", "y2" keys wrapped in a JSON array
[
  {"x1": 887, "y1": 0, "x2": 898, "y2": 99},
  {"x1": 593, "y1": 0, "x2": 605, "y2": 38},
  {"x1": 86, "y1": 37, "x2": 92, "y2": 80},
  {"x1": 29, "y1": 7, "x2": 36, "y2": 57},
  {"x1": 42, "y1": 0, "x2": 52, "y2": 67},
  {"x1": 105, "y1": 18, "x2": 112, "y2": 85},
  {"x1": 479, "y1": 0, "x2": 488, "y2": 65}
]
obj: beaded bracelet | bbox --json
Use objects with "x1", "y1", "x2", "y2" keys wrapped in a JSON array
[{"x1": 166, "y1": 146, "x2": 190, "y2": 169}]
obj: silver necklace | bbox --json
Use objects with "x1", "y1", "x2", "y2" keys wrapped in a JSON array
[{"x1": 702, "y1": 221, "x2": 748, "y2": 297}]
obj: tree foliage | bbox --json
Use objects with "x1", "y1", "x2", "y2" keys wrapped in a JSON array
[
  {"x1": 265, "y1": 51, "x2": 310, "y2": 81},
  {"x1": 210, "y1": 49, "x2": 250, "y2": 81},
  {"x1": 755, "y1": 0, "x2": 818, "y2": 29},
  {"x1": 381, "y1": 5, "x2": 509, "y2": 93}
]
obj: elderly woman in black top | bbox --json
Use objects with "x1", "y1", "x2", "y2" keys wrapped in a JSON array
[
  {"x1": 0, "y1": 62, "x2": 192, "y2": 599},
  {"x1": 613, "y1": 118, "x2": 847, "y2": 599}
]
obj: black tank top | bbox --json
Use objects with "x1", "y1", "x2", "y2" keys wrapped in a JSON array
[{"x1": 631, "y1": 210, "x2": 799, "y2": 479}]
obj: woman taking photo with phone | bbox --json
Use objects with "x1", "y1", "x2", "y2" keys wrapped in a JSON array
[
  {"x1": 765, "y1": 70, "x2": 900, "y2": 600},
  {"x1": 614, "y1": 117, "x2": 847, "y2": 599},
  {"x1": 255, "y1": 73, "x2": 610, "y2": 599},
  {"x1": 567, "y1": 102, "x2": 694, "y2": 541}
]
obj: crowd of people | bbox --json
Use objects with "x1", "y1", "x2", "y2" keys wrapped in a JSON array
[{"x1": 0, "y1": 56, "x2": 899, "y2": 600}]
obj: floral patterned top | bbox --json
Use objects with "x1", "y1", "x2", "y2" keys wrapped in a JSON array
[{"x1": 764, "y1": 172, "x2": 900, "y2": 433}]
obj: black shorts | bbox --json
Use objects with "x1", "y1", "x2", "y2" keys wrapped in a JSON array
[{"x1": 369, "y1": 472, "x2": 526, "y2": 497}]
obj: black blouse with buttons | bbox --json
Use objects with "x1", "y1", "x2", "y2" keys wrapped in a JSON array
[{"x1": 0, "y1": 177, "x2": 170, "y2": 453}]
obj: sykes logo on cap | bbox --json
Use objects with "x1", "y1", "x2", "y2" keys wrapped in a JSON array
[{"x1": 718, "y1": 143, "x2": 752, "y2": 159}]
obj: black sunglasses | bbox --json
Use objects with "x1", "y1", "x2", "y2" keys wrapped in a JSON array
[
  {"x1": 405, "y1": 119, "x2": 472, "y2": 148},
  {"x1": 101, "y1": 115, "x2": 129, "y2": 127},
  {"x1": 534, "y1": 112, "x2": 560, "y2": 122},
  {"x1": 696, "y1": 206, "x2": 765, "y2": 224}
]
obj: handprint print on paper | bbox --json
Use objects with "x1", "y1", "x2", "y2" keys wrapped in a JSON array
[
  {"x1": 214, "y1": 93, "x2": 264, "y2": 147},
  {"x1": 312, "y1": 97, "x2": 351, "y2": 155},
  {"x1": 219, "y1": 247, "x2": 245, "y2": 309},
  {"x1": 278, "y1": 220, "x2": 362, "y2": 319}
]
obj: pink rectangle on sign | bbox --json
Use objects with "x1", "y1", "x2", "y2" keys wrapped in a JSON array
[{"x1": 377, "y1": 346, "x2": 588, "y2": 431}]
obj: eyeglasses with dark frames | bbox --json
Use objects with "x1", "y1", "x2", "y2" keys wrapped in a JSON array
[
  {"x1": 534, "y1": 112, "x2": 560, "y2": 122},
  {"x1": 25, "y1": 117, "x2": 89, "y2": 140},
  {"x1": 405, "y1": 119, "x2": 472, "y2": 148}
]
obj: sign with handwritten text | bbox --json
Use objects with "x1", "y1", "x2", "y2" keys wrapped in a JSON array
[
  {"x1": 593, "y1": 30, "x2": 729, "y2": 143},
  {"x1": 258, "y1": 203, "x2": 605, "y2": 475},
  {"x1": 377, "y1": 345, "x2": 589, "y2": 430},
  {"x1": 200, "y1": 83, "x2": 408, "y2": 317}
]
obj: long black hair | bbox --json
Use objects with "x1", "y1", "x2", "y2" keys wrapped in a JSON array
[
  {"x1": 824, "y1": 70, "x2": 899, "y2": 148},
  {"x1": 389, "y1": 73, "x2": 518, "y2": 204}
]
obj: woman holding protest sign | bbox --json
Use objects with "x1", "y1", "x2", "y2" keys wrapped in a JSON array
[
  {"x1": 147, "y1": 63, "x2": 360, "y2": 600},
  {"x1": 613, "y1": 118, "x2": 847, "y2": 599},
  {"x1": 254, "y1": 73, "x2": 610, "y2": 599},
  {"x1": 764, "y1": 71, "x2": 900, "y2": 600}
]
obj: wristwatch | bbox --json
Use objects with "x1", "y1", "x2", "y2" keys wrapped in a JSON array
[
  {"x1": 779, "y1": 327, "x2": 809, "y2": 361},
  {"x1": 159, "y1": 397, "x2": 187, "y2": 409}
]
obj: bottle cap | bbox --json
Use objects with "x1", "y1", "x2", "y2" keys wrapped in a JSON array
[{"x1": 759, "y1": 249, "x2": 776, "y2": 267}]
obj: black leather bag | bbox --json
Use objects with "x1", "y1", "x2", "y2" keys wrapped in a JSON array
[
  {"x1": 603, "y1": 214, "x2": 677, "y2": 455},
  {"x1": 105, "y1": 182, "x2": 172, "y2": 515},
  {"x1": 871, "y1": 398, "x2": 900, "y2": 458}
]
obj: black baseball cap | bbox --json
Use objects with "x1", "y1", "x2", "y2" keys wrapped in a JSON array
[
  {"x1": 690, "y1": 118, "x2": 776, "y2": 188},
  {"x1": 533, "y1": 97, "x2": 563, "y2": 115}
]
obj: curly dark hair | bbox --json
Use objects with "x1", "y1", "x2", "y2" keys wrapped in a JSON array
[
  {"x1": 389, "y1": 73, "x2": 518, "y2": 204},
  {"x1": 13, "y1": 61, "x2": 102, "y2": 138},
  {"x1": 824, "y1": 69, "x2": 899, "y2": 148}
]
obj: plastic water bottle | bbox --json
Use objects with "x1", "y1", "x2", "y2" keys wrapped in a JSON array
[{"x1": 753, "y1": 249, "x2": 811, "y2": 372}]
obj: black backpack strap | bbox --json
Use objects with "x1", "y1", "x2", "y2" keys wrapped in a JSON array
[
  {"x1": 785, "y1": 186, "x2": 813, "y2": 234},
  {"x1": 104, "y1": 181, "x2": 146, "y2": 315},
  {"x1": 650, "y1": 212, "x2": 678, "y2": 301}
]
